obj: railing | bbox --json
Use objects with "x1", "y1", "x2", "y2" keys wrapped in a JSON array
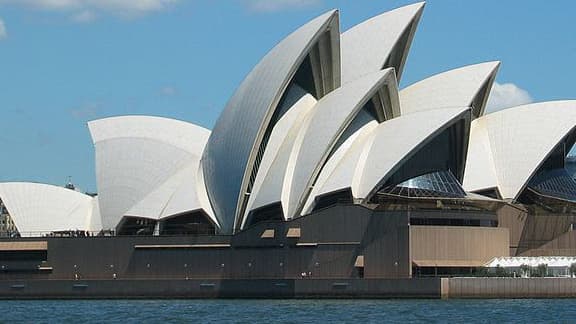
[
  {"x1": 0, "y1": 230, "x2": 232, "y2": 239},
  {"x1": 0, "y1": 230, "x2": 109, "y2": 238}
]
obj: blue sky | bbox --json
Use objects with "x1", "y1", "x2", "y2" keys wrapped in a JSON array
[{"x1": 0, "y1": 0, "x2": 574, "y2": 193}]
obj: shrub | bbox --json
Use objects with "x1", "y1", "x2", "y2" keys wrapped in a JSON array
[
  {"x1": 519, "y1": 264, "x2": 531, "y2": 277},
  {"x1": 570, "y1": 263, "x2": 576, "y2": 277},
  {"x1": 533, "y1": 263, "x2": 548, "y2": 277}
]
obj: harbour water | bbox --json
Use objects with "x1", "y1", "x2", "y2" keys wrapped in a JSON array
[{"x1": 0, "y1": 299, "x2": 575, "y2": 323}]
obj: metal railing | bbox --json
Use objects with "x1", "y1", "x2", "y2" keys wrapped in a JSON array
[{"x1": 0, "y1": 229, "x2": 232, "y2": 239}]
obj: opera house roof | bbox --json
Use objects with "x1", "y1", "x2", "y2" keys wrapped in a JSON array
[
  {"x1": 1, "y1": 2, "x2": 576, "y2": 236},
  {"x1": 464, "y1": 101, "x2": 576, "y2": 201}
]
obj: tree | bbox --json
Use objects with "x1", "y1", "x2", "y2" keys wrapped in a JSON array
[
  {"x1": 570, "y1": 263, "x2": 576, "y2": 277},
  {"x1": 495, "y1": 265, "x2": 508, "y2": 277},
  {"x1": 535, "y1": 263, "x2": 548, "y2": 277},
  {"x1": 474, "y1": 267, "x2": 489, "y2": 277},
  {"x1": 520, "y1": 264, "x2": 531, "y2": 278}
]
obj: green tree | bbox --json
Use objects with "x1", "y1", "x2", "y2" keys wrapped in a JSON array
[
  {"x1": 570, "y1": 263, "x2": 576, "y2": 277},
  {"x1": 495, "y1": 265, "x2": 508, "y2": 277},
  {"x1": 474, "y1": 267, "x2": 489, "y2": 277},
  {"x1": 520, "y1": 264, "x2": 531, "y2": 277},
  {"x1": 535, "y1": 263, "x2": 548, "y2": 277}
]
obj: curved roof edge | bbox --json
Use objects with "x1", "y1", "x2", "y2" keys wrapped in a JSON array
[
  {"x1": 341, "y1": 2, "x2": 425, "y2": 84},
  {"x1": 303, "y1": 120, "x2": 379, "y2": 214},
  {"x1": 358, "y1": 107, "x2": 471, "y2": 201},
  {"x1": 0, "y1": 182, "x2": 97, "y2": 235},
  {"x1": 88, "y1": 115, "x2": 211, "y2": 154},
  {"x1": 464, "y1": 100, "x2": 576, "y2": 201},
  {"x1": 195, "y1": 160, "x2": 219, "y2": 228},
  {"x1": 123, "y1": 161, "x2": 219, "y2": 229},
  {"x1": 400, "y1": 61, "x2": 500, "y2": 118},
  {"x1": 288, "y1": 68, "x2": 399, "y2": 218},
  {"x1": 240, "y1": 86, "x2": 318, "y2": 229},
  {"x1": 202, "y1": 10, "x2": 341, "y2": 233},
  {"x1": 462, "y1": 118, "x2": 499, "y2": 194},
  {"x1": 89, "y1": 115, "x2": 211, "y2": 231},
  {"x1": 306, "y1": 108, "x2": 470, "y2": 209}
]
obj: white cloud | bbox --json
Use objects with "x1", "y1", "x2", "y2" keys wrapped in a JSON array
[
  {"x1": 485, "y1": 82, "x2": 533, "y2": 113},
  {"x1": 71, "y1": 10, "x2": 96, "y2": 23},
  {"x1": 243, "y1": 0, "x2": 321, "y2": 12},
  {"x1": 0, "y1": 18, "x2": 7, "y2": 39},
  {"x1": 0, "y1": 0, "x2": 178, "y2": 21}
]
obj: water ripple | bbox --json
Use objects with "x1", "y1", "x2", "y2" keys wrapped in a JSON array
[{"x1": 0, "y1": 299, "x2": 575, "y2": 323}]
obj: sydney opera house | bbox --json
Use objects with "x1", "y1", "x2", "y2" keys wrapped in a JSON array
[{"x1": 0, "y1": 2, "x2": 575, "y2": 297}]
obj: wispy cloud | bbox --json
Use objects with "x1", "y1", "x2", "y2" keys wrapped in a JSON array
[
  {"x1": 160, "y1": 86, "x2": 177, "y2": 96},
  {"x1": 485, "y1": 82, "x2": 533, "y2": 113},
  {"x1": 0, "y1": 18, "x2": 7, "y2": 39},
  {"x1": 243, "y1": 0, "x2": 322, "y2": 13},
  {"x1": 71, "y1": 10, "x2": 96, "y2": 23},
  {"x1": 0, "y1": 0, "x2": 179, "y2": 22},
  {"x1": 69, "y1": 102, "x2": 101, "y2": 120}
]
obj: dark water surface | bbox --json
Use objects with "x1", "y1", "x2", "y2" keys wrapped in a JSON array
[{"x1": 0, "y1": 299, "x2": 574, "y2": 323}]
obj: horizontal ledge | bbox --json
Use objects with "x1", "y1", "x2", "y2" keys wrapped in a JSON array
[
  {"x1": 199, "y1": 283, "x2": 216, "y2": 287},
  {"x1": 296, "y1": 242, "x2": 360, "y2": 247},
  {"x1": 332, "y1": 282, "x2": 350, "y2": 287},
  {"x1": 0, "y1": 267, "x2": 53, "y2": 273},
  {"x1": 296, "y1": 243, "x2": 317, "y2": 247},
  {"x1": 134, "y1": 244, "x2": 231, "y2": 249},
  {"x1": 412, "y1": 260, "x2": 487, "y2": 267}
]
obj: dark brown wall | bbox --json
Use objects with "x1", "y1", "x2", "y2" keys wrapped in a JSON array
[
  {"x1": 0, "y1": 278, "x2": 442, "y2": 299},
  {"x1": 362, "y1": 210, "x2": 410, "y2": 278},
  {"x1": 497, "y1": 202, "x2": 576, "y2": 256},
  {"x1": 0, "y1": 204, "x2": 411, "y2": 281},
  {"x1": 520, "y1": 230, "x2": 576, "y2": 256},
  {"x1": 518, "y1": 213, "x2": 574, "y2": 254},
  {"x1": 497, "y1": 204, "x2": 527, "y2": 256}
]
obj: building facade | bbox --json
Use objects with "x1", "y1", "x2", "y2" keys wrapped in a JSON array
[{"x1": 0, "y1": 2, "x2": 574, "y2": 284}]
